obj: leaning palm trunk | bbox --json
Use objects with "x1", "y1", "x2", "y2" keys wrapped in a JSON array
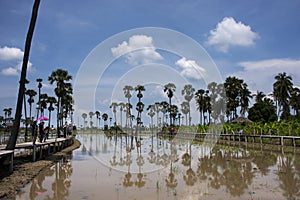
[{"x1": 6, "y1": 0, "x2": 40, "y2": 150}]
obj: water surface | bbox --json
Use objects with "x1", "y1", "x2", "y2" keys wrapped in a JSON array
[{"x1": 15, "y1": 131, "x2": 300, "y2": 200}]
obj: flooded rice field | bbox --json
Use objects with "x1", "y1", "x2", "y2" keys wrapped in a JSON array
[{"x1": 15, "y1": 131, "x2": 300, "y2": 200}]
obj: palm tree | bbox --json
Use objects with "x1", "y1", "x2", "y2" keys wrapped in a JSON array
[
  {"x1": 39, "y1": 93, "x2": 48, "y2": 117},
  {"x1": 181, "y1": 101, "x2": 189, "y2": 126},
  {"x1": 164, "y1": 83, "x2": 176, "y2": 126},
  {"x1": 48, "y1": 69, "x2": 73, "y2": 137},
  {"x1": 6, "y1": 0, "x2": 41, "y2": 150},
  {"x1": 82, "y1": 113, "x2": 87, "y2": 129},
  {"x1": 182, "y1": 84, "x2": 195, "y2": 126},
  {"x1": 290, "y1": 87, "x2": 300, "y2": 117},
  {"x1": 110, "y1": 102, "x2": 118, "y2": 126},
  {"x1": 89, "y1": 111, "x2": 94, "y2": 128},
  {"x1": 239, "y1": 83, "x2": 252, "y2": 117},
  {"x1": 95, "y1": 111, "x2": 101, "y2": 128},
  {"x1": 102, "y1": 113, "x2": 108, "y2": 129},
  {"x1": 25, "y1": 89, "x2": 37, "y2": 120},
  {"x1": 135, "y1": 85, "x2": 145, "y2": 134},
  {"x1": 160, "y1": 101, "x2": 169, "y2": 126},
  {"x1": 147, "y1": 105, "x2": 155, "y2": 129},
  {"x1": 36, "y1": 78, "x2": 43, "y2": 118},
  {"x1": 123, "y1": 85, "x2": 134, "y2": 132},
  {"x1": 224, "y1": 76, "x2": 243, "y2": 121},
  {"x1": 47, "y1": 96, "x2": 57, "y2": 135},
  {"x1": 273, "y1": 72, "x2": 293, "y2": 120},
  {"x1": 253, "y1": 90, "x2": 265, "y2": 103},
  {"x1": 195, "y1": 89, "x2": 205, "y2": 125},
  {"x1": 118, "y1": 102, "x2": 126, "y2": 128}
]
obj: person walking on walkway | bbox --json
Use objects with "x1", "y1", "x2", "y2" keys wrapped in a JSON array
[
  {"x1": 31, "y1": 120, "x2": 38, "y2": 145},
  {"x1": 39, "y1": 121, "x2": 45, "y2": 142}
]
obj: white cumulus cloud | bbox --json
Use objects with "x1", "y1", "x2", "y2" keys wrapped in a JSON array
[
  {"x1": 0, "y1": 46, "x2": 24, "y2": 61},
  {"x1": 1, "y1": 61, "x2": 33, "y2": 76},
  {"x1": 175, "y1": 57, "x2": 206, "y2": 80},
  {"x1": 111, "y1": 35, "x2": 163, "y2": 65},
  {"x1": 207, "y1": 17, "x2": 259, "y2": 52}
]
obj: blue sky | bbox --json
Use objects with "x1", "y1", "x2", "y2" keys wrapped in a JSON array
[{"x1": 1, "y1": 0, "x2": 300, "y2": 126}]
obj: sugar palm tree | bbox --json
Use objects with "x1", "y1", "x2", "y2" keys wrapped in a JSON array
[
  {"x1": 6, "y1": 0, "x2": 41, "y2": 150},
  {"x1": 273, "y1": 72, "x2": 293, "y2": 120},
  {"x1": 102, "y1": 113, "x2": 108, "y2": 128},
  {"x1": 164, "y1": 83, "x2": 176, "y2": 126},
  {"x1": 182, "y1": 84, "x2": 195, "y2": 126},
  {"x1": 224, "y1": 76, "x2": 243, "y2": 121},
  {"x1": 160, "y1": 101, "x2": 169, "y2": 126},
  {"x1": 181, "y1": 101, "x2": 189, "y2": 126},
  {"x1": 25, "y1": 89, "x2": 37, "y2": 120},
  {"x1": 147, "y1": 105, "x2": 155, "y2": 129},
  {"x1": 135, "y1": 85, "x2": 145, "y2": 135},
  {"x1": 123, "y1": 85, "x2": 134, "y2": 132},
  {"x1": 195, "y1": 89, "x2": 205, "y2": 125},
  {"x1": 110, "y1": 102, "x2": 118, "y2": 125},
  {"x1": 89, "y1": 111, "x2": 94, "y2": 128},
  {"x1": 118, "y1": 102, "x2": 125, "y2": 128},
  {"x1": 47, "y1": 96, "x2": 57, "y2": 135},
  {"x1": 82, "y1": 113, "x2": 87, "y2": 129},
  {"x1": 95, "y1": 111, "x2": 101, "y2": 128},
  {"x1": 39, "y1": 93, "x2": 48, "y2": 117},
  {"x1": 48, "y1": 69, "x2": 73, "y2": 136},
  {"x1": 36, "y1": 78, "x2": 43, "y2": 118}
]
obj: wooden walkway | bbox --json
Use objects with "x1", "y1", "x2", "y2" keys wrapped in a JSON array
[{"x1": 0, "y1": 136, "x2": 74, "y2": 163}]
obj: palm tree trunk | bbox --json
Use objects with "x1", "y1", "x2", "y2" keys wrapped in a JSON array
[{"x1": 6, "y1": 0, "x2": 40, "y2": 150}]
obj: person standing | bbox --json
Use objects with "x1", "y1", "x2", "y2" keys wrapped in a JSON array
[
  {"x1": 39, "y1": 121, "x2": 45, "y2": 142},
  {"x1": 31, "y1": 120, "x2": 38, "y2": 145}
]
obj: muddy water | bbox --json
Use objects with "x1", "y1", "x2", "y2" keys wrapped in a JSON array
[{"x1": 15, "y1": 131, "x2": 300, "y2": 200}]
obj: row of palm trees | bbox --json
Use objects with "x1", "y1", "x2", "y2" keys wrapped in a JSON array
[
  {"x1": 1, "y1": 69, "x2": 74, "y2": 140},
  {"x1": 82, "y1": 72, "x2": 299, "y2": 130}
]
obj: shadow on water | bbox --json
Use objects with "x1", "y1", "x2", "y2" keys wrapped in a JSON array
[{"x1": 15, "y1": 130, "x2": 300, "y2": 200}]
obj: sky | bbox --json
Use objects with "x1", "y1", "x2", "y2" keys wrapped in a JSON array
[{"x1": 0, "y1": 0, "x2": 300, "y2": 126}]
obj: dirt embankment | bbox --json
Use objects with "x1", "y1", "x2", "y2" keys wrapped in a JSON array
[{"x1": 0, "y1": 138, "x2": 81, "y2": 199}]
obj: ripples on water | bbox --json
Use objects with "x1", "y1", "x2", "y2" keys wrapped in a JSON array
[{"x1": 16, "y1": 131, "x2": 300, "y2": 200}]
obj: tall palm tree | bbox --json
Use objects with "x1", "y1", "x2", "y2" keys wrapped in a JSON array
[
  {"x1": 239, "y1": 83, "x2": 252, "y2": 117},
  {"x1": 36, "y1": 78, "x2": 43, "y2": 118},
  {"x1": 48, "y1": 69, "x2": 73, "y2": 136},
  {"x1": 110, "y1": 102, "x2": 118, "y2": 126},
  {"x1": 290, "y1": 87, "x2": 300, "y2": 117},
  {"x1": 181, "y1": 101, "x2": 189, "y2": 126},
  {"x1": 154, "y1": 102, "x2": 161, "y2": 128},
  {"x1": 182, "y1": 84, "x2": 195, "y2": 126},
  {"x1": 135, "y1": 85, "x2": 145, "y2": 133},
  {"x1": 224, "y1": 76, "x2": 243, "y2": 121},
  {"x1": 47, "y1": 96, "x2": 57, "y2": 135},
  {"x1": 89, "y1": 111, "x2": 94, "y2": 128},
  {"x1": 160, "y1": 101, "x2": 169, "y2": 126},
  {"x1": 123, "y1": 85, "x2": 134, "y2": 131},
  {"x1": 253, "y1": 90, "x2": 266, "y2": 103},
  {"x1": 195, "y1": 89, "x2": 205, "y2": 125},
  {"x1": 39, "y1": 93, "x2": 48, "y2": 117},
  {"x1": 25, "y1": 89, "x2": 37, "y2": 120},
  {"x1": 273, "y1": 72, "x2": 293, "y2": 120},
  {"x1": 102, "y1": 113, "x2": 108, "y2": 128},
  {"x1": 164, "y1": 83, "x2": 176, "y2": 126},
  {"x1": 6, "y1": 0, "x2": 41, "y2": 150},
  {"x1": 95, "y1": 111, "x2": 101, "y2": 128},
  {"x1": 82, "y1": 113, "x2": 87, "y2": 129},
  {"x1": 147, "y1": 105, "x2": 156, "y2": 128},
  {"x1": 118, "y1": 102, "x2": 125, "y2": 128}
]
